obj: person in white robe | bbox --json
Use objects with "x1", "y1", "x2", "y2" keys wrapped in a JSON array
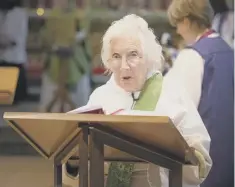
[
  {"x1": 63, "y1": 14, "x2": 212, "y2": 187},
  {"x1": 211, "y1": 0, "x2": 234, "y2": 48}
]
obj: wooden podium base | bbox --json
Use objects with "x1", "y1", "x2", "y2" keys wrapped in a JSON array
[
  {"x1": 54, "y1": 125, "x2": 183, "y2": 187},
  {"x1": 88, "y1": 126, "x2": 183, "y2": 187}
]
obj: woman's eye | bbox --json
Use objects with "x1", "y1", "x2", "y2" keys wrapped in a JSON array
[
  {"x1": 112, "y1": 54, "x2": 120, "y2": 59},
  {"x1": 130, "y1": 51, "x2": 138, "y2": 56}
]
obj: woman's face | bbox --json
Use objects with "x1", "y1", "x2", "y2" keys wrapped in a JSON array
[
  {"x1": 107, "y1": 36, "x2": 148, "y2": 92},
  {"x1": 176, "y1": 18, "x2": 195, "y2": 45}
]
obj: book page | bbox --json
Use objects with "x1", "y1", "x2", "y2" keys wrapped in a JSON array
[{"x1": 67, "y1": 105, "x2": 103, "y2": 114}]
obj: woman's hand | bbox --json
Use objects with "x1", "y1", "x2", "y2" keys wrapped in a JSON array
[{"x1": 194, "y1": 149, "x2": 207, "y2": 179}]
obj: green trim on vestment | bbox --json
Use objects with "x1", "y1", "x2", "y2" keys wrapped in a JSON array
[{"x1": 106, "y1": 73, "x2": 163, "y2": 187}]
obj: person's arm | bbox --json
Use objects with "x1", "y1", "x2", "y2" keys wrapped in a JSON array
[
  {"x1": 159, "y1": 79, "x2": 212, "y2": 185},
  {"x1": 223, "y1": 11, "x2": 234, "y2": 49},
  {"x1": 10, "y1": 8, "x2": 28, "y2": 50},
  {"x1": 0, "y1": 30, "x2": 16, "y2": 49},
  {"x1": 165, "y1": 49, "x2": 204, "y2": 107},
  {"x1": 171, "y1": 90, "x2": 212, "y2": 184},
  {"x1": 0, "y1": 37, "x2": 15, "y2": 49},
  {"x1": 211, "y1": 13, "x2": 220, "y2": 32}
]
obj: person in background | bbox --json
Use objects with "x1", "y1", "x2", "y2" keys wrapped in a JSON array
[
  {"x1": 0, "y1": 0, "x2": 28, "y2": 104},
  {"x1": 74, "y1": 25, "x2": 92, "y2": 107},
  {"x1": 160, "y1": 32, "x2": 178, "y2": 62},
  {"x1": 160, "y1": 32, "x2": 186, "y2": 75},
  {"x1": 39, "y1": 6, "x2": 91, "y2": 112},
  {"x1": 210, "y1": 0, "x2": 234, "y2": 48},
  {"x1": 167, "y1": 0, "x2": 234, "y2": 187},
  {"x1": 160, "y1": 33, "x2": 173, "y2": 75}
]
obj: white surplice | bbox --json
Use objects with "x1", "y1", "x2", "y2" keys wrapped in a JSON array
[{"x1": 73, "y1": 72, "x2": 212, "y2": 187}]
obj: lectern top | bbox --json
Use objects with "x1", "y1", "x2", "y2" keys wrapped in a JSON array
[
  {"x1": 4, "y1": 112, "x2": 169, "y2": 123},
  {"x1": 4, "y1": 112, "x2": 197, "y2": 164}
]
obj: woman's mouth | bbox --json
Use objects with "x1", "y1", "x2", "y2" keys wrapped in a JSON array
[{"x1": 122, "y1": 76, "x2": 132, "y2": 80}]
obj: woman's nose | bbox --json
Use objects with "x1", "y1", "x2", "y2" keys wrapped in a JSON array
[{"x1": 120, "y1": 56, "x2": 130, "y2": 69}]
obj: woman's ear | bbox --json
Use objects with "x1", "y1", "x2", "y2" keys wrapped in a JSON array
[
  {"x1": 104, "y1": 69, "x2": 112, "y2": 76},
  {"x1": 102, "y1": 62, "x2": 112, "y2": 75}
]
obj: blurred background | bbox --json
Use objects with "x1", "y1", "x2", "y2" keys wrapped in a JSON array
[{"x1": 0, "y1": 0, "x2": 233, "y2": 186}]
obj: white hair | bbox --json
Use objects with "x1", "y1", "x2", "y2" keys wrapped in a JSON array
[{"x1": 101, "y1": 14, "x2": 164, "y2": 72}]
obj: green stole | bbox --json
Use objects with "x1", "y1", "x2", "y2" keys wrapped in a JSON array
[{"x1": 106, "y1": 73, "x2": 163, "y2": 187}]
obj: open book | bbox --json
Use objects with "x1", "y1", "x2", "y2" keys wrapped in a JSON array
[
  {"x1": 67, "y1": 106, "x2": 157, "y2": 116},
  {"x1": 67, "y1": 105, "x2": 104, "y2": 114}
]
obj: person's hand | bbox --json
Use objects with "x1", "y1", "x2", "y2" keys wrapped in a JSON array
[
  {"x1": 0, "y1": 34, "x2": 16, "y2": 49},
  {"x1": 194, "y1": 149, "x2": 207, "y2": 179},
  {"x1": 0, "y1": 40, "x2": 16, "y2": 49},
  {"x1": 10, "y1": 41, "x2": 16, "y2": 46}
]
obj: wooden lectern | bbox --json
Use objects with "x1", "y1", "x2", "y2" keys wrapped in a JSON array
[
  {"x1": 0, "y1": 67, "x2": 19, "y2": 105},
  {"x1": 4, "y1": 113, "x2": 199, "y2": 187}
]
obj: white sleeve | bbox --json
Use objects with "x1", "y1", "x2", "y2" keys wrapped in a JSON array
[
  {"x1": 156, "y1": 80, "x2": 212, "y2": 185},
  {"x1": 165, "y1": 49, "x2": 204, "y2": 107},
  {"x1": 222, "y1": 12, "x2": 234, "y2": 49},
  {"x1": 86, "y1": 86, "x2": 105, "y2": 106},
  {"x1": 14, "y1": 9, "x2": 28, "y2": 46},
  {"x1": 172, "y1": 91, "x2": 212, "y2": 185},
  {"x1": 212, "y1": 13, "x2": 220, "y2": 31}
]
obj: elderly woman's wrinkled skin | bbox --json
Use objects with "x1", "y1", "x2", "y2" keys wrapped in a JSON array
[{"x1": 108, "y1": 36, "x2": 148, "y2": 92}]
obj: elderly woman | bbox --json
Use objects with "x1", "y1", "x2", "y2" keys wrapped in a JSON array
[
  {"x1": 63, "y1": 14, "x2": 212, "y2": 187},
  {"x1": 166, "y1": 0, "x2": 234, "y2": 187}
]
